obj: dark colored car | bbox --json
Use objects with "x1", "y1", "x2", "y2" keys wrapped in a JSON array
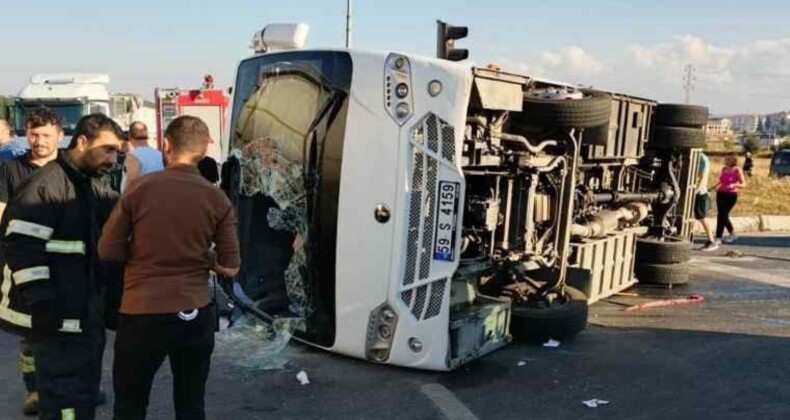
[{"x1": 770, "y1": 150, "x2": 790, "y2": 177}]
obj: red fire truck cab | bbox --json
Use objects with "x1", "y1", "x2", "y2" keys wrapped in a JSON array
[{"x1": 154, "y1": 75, "x2": 229, "y2": 161}]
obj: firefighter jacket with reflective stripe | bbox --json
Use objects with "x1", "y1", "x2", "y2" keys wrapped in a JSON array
[{"x1": 0, "y1": 154, "x2": 118, "y2": 336}]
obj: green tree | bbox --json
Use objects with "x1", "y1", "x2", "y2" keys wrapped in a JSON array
[{"x1": 743, "y1": 135, "x2": 761, "y2": 154}]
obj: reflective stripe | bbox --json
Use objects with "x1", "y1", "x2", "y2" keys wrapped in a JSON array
[
  {"x1": 13, "y1": 266, "x2": 49, "y2": 285},
  {"x1": 59, "y1": 319, "x2": 82, "y2": 334},
  {"x1": 5, "y1": 220, "x2": 53, "y2": 241},
  {"x1": 61, "y1": 408, "x2": 75, "y2": 420},
  {"x1": 0, "y1": 265, "x2": 31, "y2": 328},
  {"x1": 20, "y1": 354, "x2": 35, "y2": 373},
  {"x1": 178, "y1": 309, "x2": 198, "y2": 321},
  {"x1": 46, "y1": 240, "x2": 86, "y2": 255}
]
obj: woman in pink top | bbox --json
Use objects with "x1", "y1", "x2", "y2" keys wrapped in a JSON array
[{"x1": 713, "y1": 154, "x2": 747, "y2": 243}]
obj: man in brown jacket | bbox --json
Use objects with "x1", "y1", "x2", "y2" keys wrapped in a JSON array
[{"x1": 98, "y1": 115, "x2": 240, "y2": 420}]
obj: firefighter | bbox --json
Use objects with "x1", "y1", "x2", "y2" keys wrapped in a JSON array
[
  {"x1": 0, "y1": 107, "x2": 63, "y2": 416},
  {"x1": 2, "y1": 113, "x2": 123, "y2": 420}
]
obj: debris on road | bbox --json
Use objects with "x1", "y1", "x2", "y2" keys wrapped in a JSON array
[
  {"x1": 623, "y1": 294, "x2": 705, "y2": 312},
  {"x1": 582, "y1": 399, "x2": 610, "y2": 408},
  {"x1": 726, "y1": 250, "x2": 744, "y2": 258},
  {"x1": 214, "y1": 314, "x2": 297, "y2": 370},
  {"x1": 542, "y1": 339, "x2": 561, "y2": 348},
  {"x1": 296, "y1": 370, "x2": 310, "y2": 385},
  {"x1": 517, "y1": 361, "x2": 527, "y2": 367}
]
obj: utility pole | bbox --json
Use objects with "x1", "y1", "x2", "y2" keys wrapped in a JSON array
[
  {"x1": 345, "y1": 0, "x2": 352, "y2": 48},
  {"x1": 683, "y1": 64, "x2": 696, "y2": 104}
]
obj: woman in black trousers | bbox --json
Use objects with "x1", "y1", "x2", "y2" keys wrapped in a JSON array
[{"x1": 713, "y1": 154, "x2": 747, "y2": 243}]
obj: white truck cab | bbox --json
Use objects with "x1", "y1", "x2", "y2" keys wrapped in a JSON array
[
  {"x1": 14, "y1": 73, "x2": 155, "y2": 144},
  {"x1": 16, "y1": 74, "x2": 112, "y2": 136}
]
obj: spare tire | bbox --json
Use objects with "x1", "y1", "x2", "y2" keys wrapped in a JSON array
[
  {"x1": 654, "y1": 104, "x2": 709, "y2": 128},
  {"x1": 635, "y1": 262, "x2": 690, "y2": 285},
  {"x1": 635, "y1": 237, "x2": 692, "y2": 264},
  {"x1": 516, "y1": 90, "x2": 612, "y2": 129},
  {"x1": 649, "y1": 126, "x2": 706, "y2": 150},
  {"x1": 510, "y1": 286, "x2": 588, "y2": 343}
]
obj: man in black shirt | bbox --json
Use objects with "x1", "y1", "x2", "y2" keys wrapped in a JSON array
[
  {"x1": 197, "y1": 155, "x2": 219, "y2": 184},
  {"x1": 743, "y1": 151, "x2": 754, "y2": 178},
  {"x1": 0, "y1": 107, "x2": 62, "y2": 416},
  {"x1": 3, "y1": 113, "x2": 122, "y2": 420}
]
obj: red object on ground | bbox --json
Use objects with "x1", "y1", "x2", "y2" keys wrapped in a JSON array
[{"x1": 624, "y1": 294, "x2": 705, "y2": 312}]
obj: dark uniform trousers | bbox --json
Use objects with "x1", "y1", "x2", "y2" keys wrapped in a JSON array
[
  {"x1": 20, "y1": 336, "x2": 37, "y2": 393},
  {"x1": 31, "y1": 307, "x2": 106, "y2": 420},
  {"x1": 113, "y1": 304, "x2": 216, "y2": 420}
]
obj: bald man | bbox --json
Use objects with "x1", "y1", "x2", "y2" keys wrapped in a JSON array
[{"x1": 124, "y1": 121, "x2": 163, "y2": 186}]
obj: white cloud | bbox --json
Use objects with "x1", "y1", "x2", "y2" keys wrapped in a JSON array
[
  {"x1": 626, "y1": 35, "x2": 735, "y2": 86},
  {"x1": 730, "y1": 38, "x2": 790, "y2": 83},
  {"x1": 542, "y1": 46, "x2": 607, "y2": 77},
  {"x1": 494, "y1": 36, "x2": 790, "y2": 114},
  {"x1": 498, "y1": 46, "x2": 607, "y2": 84}
]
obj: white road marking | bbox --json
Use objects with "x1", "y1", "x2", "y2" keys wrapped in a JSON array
[
  {"x1": 690, "y1": 257, "x2": 790, "y2": 288},
  {"x1": 420, "y1": 383, "x2": 480, "y2": 420}
]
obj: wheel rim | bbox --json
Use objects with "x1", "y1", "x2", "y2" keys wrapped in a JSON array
[
  {"x1": 525, "y1": 87, "x2": 585, "y2": 100},
  {"x1": 518, "y1": 290, "x2": 573, "y2": 310}
]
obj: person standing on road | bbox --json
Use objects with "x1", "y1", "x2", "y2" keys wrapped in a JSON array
[
  {"x1": 2, "y1": 113, "x2": 123, "y2": 420},
  {"x1": 197, "y1": 155, "x2": 220, "y2": 184},
  {"x1": 0, "y1": 107, "x2": 64, "y2": 416},
  {"x1": 98, "y1": 116, "x2": 240, "y2": 420},
  {"x1": 713, "y1": 154, "x2": 747, "y2": 244},
  {"x1": 123, "y1": 121, "x2": 163, "y2": 186},
  {"x1": 0, "y1": 118, "x2": 26, "y2": 163},
  {"x1": 743, "y1": 152, "x2": 754, "y2": 178},
  {"x1": 695, "y1": 152, "x2": 718, "y2": 251}
]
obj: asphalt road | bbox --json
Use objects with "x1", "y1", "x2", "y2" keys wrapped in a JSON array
[{"x1": 1, "y1": 233, "x2": 788, "y2": 420}]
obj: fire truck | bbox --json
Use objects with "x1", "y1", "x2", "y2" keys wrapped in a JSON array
[
  {"x1": 154, "y1": 75, "x2": 230, "y2": 161},
  {"x1": 221, "y1": 23, "x2": 706, "y2": 371}
]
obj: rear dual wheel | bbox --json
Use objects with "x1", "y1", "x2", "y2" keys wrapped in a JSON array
[
  {"x1": 635, "y1": 236, "x2": 692, "y2": 265},
  {"x1": 648, "y1": 104, "x2": 709, "y2": 151},
  {"x1": 654, "y1": 104, "x2": 709, "y2": 128},
  {"x1": 635, "y1": 262, "x2": 690, "y2": 285},
  {"x1": 650, "y1": 126, "x2": 706, "y2": 150},
  {"x1": 510, "y1": 286, "x2": 588, "y2": 343},
  {"x1": 635, "y1": 237, "x2": 692, "y2": 285}
]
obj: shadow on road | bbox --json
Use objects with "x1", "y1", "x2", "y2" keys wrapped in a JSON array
[
  {"x1": 693, "y1": 234, "x2": 790, "y2": 249},
  {"x1": 2, "y1": 322, "x2": 790, "y2": 420},
  {"x1": 726, "y1": 236, "x2": 790, "y2": 248},
  {"x1": 438, "y1": 325, "x2": 790, "y2": 420}
]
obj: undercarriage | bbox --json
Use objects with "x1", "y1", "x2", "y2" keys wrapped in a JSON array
[{"x1": 452, "y1": 68, "x2": 706, "y2": 343}]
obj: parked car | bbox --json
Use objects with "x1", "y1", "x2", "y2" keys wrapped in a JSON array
[{"x1": 769, "y1": 150, "x2": 790, "y2": 177}]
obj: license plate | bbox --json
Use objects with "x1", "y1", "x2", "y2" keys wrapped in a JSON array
[{"x1": 433, "y1": 181, "x2": 460, "y2": 262}]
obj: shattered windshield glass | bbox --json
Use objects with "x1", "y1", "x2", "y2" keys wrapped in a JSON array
[{"x1": 226, "y1": 52, "x2": 352, "y2": 349}]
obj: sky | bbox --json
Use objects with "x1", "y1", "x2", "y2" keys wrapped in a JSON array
[{"x1": 1, "y1": 0, "x2": 788, "y2": 115}]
